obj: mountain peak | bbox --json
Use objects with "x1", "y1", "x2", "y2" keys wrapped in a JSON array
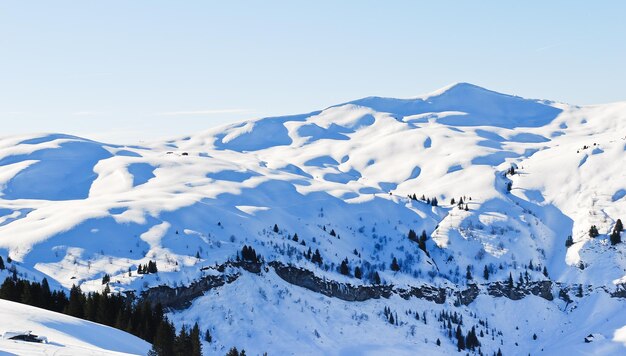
[{"x1": 342, "y1": 83, "x2": 561, "y2": 128}]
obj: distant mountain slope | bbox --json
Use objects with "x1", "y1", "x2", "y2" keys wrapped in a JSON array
[{"x1": 0, "y1": 83, "x2": 625, "y2": 355}]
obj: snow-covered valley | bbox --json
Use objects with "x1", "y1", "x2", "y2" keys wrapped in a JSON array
[{"x1": 1, "y1": 83, "x2": 625, "y2": 355}]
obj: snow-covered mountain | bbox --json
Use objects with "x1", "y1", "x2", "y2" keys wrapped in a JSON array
[{"x1": 1, "y1": 83, "x2": 625, "y2": 355}]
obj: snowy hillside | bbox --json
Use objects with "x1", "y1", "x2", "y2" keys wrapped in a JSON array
[
  {"x1": 0, "y1": 299, "x2": 150, "y2": 355},
  {"x1": 1, "y1": 83, "x2": 625, "y2": 355}
]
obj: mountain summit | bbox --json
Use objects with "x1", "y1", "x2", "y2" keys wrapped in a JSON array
[{"x1": 344, "y1": 82, "x2": 563, "y2": 128}]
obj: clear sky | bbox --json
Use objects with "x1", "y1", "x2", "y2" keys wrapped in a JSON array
[{"x1": 1, "y1": 1, "x2": 625, "y2": 143}]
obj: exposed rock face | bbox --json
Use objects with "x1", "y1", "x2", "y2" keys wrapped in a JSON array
[
  {"x1": 486, "y1": 281, "x2": 553, "y2": 301},
  {"x1": 457, "y1": 284, "x2": 480, "y2": 306},
  {"x1": 140, "y1": 261, "x2": 567, "y2": 310},
  {"x1": 141, "y1": 273, "x2": 239, "y2": 310},
  {"x1": 269, "y1": 262, "x2": 394, "y2": 301},
  {"x1": 141, "y1": 260, "x2": 261, "y2": 309}
]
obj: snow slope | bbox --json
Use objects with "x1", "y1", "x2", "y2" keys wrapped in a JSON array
[
  {"x1": 0, "y1": 299, "x2": 150, "y2": 355},
  {"x1": 0, "y1": 83, "x2": 625, "y2": 355}
]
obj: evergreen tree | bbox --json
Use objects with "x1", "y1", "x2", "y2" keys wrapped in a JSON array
[
  {"x1": 390, "y1": 257, "x2": 400, "y2": 272},
  {"x1": 456, "y1": 325, "x2": 465, "y2": 351},
  {"x1": 151, "y1": 319, "x2": 176, "y2": 356},
  {"x1": 101, "y1": 274, "x2": 111, "y2": 285},
  {"x1": 589, "y1": 225, "x2": 599, "y2": 238},
  {"x1": 340, "y1": 258, "x2": 350, "y2": 276},
  {"x1": 226, "y1": 347, "x2": 240, "y2": 356},
  {"x1": 204, "y1": 329, "x2": 212, "y2": 343},
  {"x1": 483, "y1": 266, "x2": 489, "y2": 280},
  {"x1": 466, "y1": 266, "x2": 473, "y2": 281},
  {"x1": 542, "y1": 266, "x2": 549, "y2": 277},
  {"x1": 610, "y1": 230, "x2": 622, "y2": 245},
  {"x1": 311, "y1": 249, "x2": 323, "y2": 266},
  {"x1": 66, "y1": 284, "x2": 85, "y2": 318},
  {"x1": 408, "y1": 229, "x2": 417, "y2": 242},
  {"x1": 373, "y1": 271, "x2": 381, "y2": 285},
  {"x1": 507, "y1": 272, "x2": 514, "y2": 288},
  {"x1": 330, "y1": 229, "x2": 337, "y2": 237},
  {"x1": 616, "y1": 219, "x2": 624, "y2": 232},
  {"x1": 0, "y1": 256, "x2": 4, "y2": 270},
  {"x1": 354, "y1": 266, "x2": 362, "y2": 279},
  {"x1": 565, "y1": 235, "x2": 574, "y2": 248},
  {"x1": 418, "y1": 230, "x2": 428, "y2": 253},
  {"x1": 190, "y1": 322, "x2": 202, "y2": 356},
  {"x1": 273, "y1": 224, "x2": 279, "y2": 233}
]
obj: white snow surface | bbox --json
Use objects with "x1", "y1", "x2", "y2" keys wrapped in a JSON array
[
  {"x1": 1, "y1": 83, "x2": 625, "y2": 355},
  {"x1": 0, "y1": 299, "x2": 150, "y2": 355}
]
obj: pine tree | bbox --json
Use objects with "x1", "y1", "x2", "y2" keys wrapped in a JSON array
[
  {"x1": 273, "y1": 224, "x2": 279, "y2": 233},
  {"x1": 610, "y1": 230, "x2": 622, "y2": 245},
  {"x1": 483, "y1": 266, "x2": 489, "y2": 280},
  {"x1": 436, "y1": 338, "x2": 441, "y2": 346},
  {"x1": 616, "y1": 219, "x2": 624, "y2": 232},
  {"x1": 190, "y1": 322, "x2": 202, "y2": 356},
  {"x1": 408, "y1": 229, "x2": 418, "y2": 242},
  {"x1": 66, "y1": 284, "x2": 85, "y2": 318},
  {"x1": 565, "y1": 235, "x2": 574, "y2": 248},
  {"x1": 204, "y1": 329, "x2": 212, "y2": 343},
  {"x1": 373, "y1": 271, "x2": 381, "y2": 284},
  {"x1": 101, "y1": 274, "x2": 110, "y2": 285},
  {"x1": 330, "y1": 229, "x2": 336, "y2": 237},
  {"x1": 542, "y1": 266, "x2": 549, "y2": 277},
  {"x1": 151, "y1": 319, "x2": 176, "y2": 356},
  {"x1": 507, "y1": 272, "x2": 514, "y2": 288},
  {"x1": 418, "y1": 230, "x2": 428, "y2": 253},
  {"x1": 354, "y1": 266, "x2": 362, "y2": 279},
  {"x1": 311, "y1": 249, "x2": 323, "y2": 266},
  {"x1": 456, "y1": 325, "x2": 465, "y2": 350},
  {"x1": 466, "y1": 266, "x2": 473, "y2": 281},
  {"x1": 340, "y1": 258, "x2": 350, "y2": 276},
  {"x1": 0, "y1": 256, "x2": 4, "y2": 270},
  {"x1": 589, "y1": 225, "x2": 599, "y2": 238},
  {"x1": 390, "y1": 257, "x2": 400, "y2": 272}
]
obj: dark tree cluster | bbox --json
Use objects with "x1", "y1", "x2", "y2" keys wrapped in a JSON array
[
  {"x1": 565, "y1": 235, "x2": 574, "y2": 248},
  {"x1": 305, "y1": 248, "x2": 324, "y2": 267},
  {"x1": 225, "y1": 347, "x2": 248, "y2": 356},
  {"x1": 588, "y1": 225, "x2": 599, "y2": 238},
  {"x1": 408, "y1": 194, "x2": 439, "y2": 207},
  {"x1": 408, "y1": 229, "x2": 429, "y2": 254},
  {"x1": 240, "y1": 245, "x2": 260, "y2": 263},
  {"x1": 101, "y1": 273, "x2": 111, "y2": 285},
  {"x1": 138, "y1": 260, "x2": 158, "y2": 274},
  {"x1": 383, "y1": 306, "x2": 399, "y2": 326}
]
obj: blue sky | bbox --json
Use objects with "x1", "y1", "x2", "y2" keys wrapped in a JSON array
[{"x1": 1, "y1": 1, "x2": 625, "y2": 143}]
